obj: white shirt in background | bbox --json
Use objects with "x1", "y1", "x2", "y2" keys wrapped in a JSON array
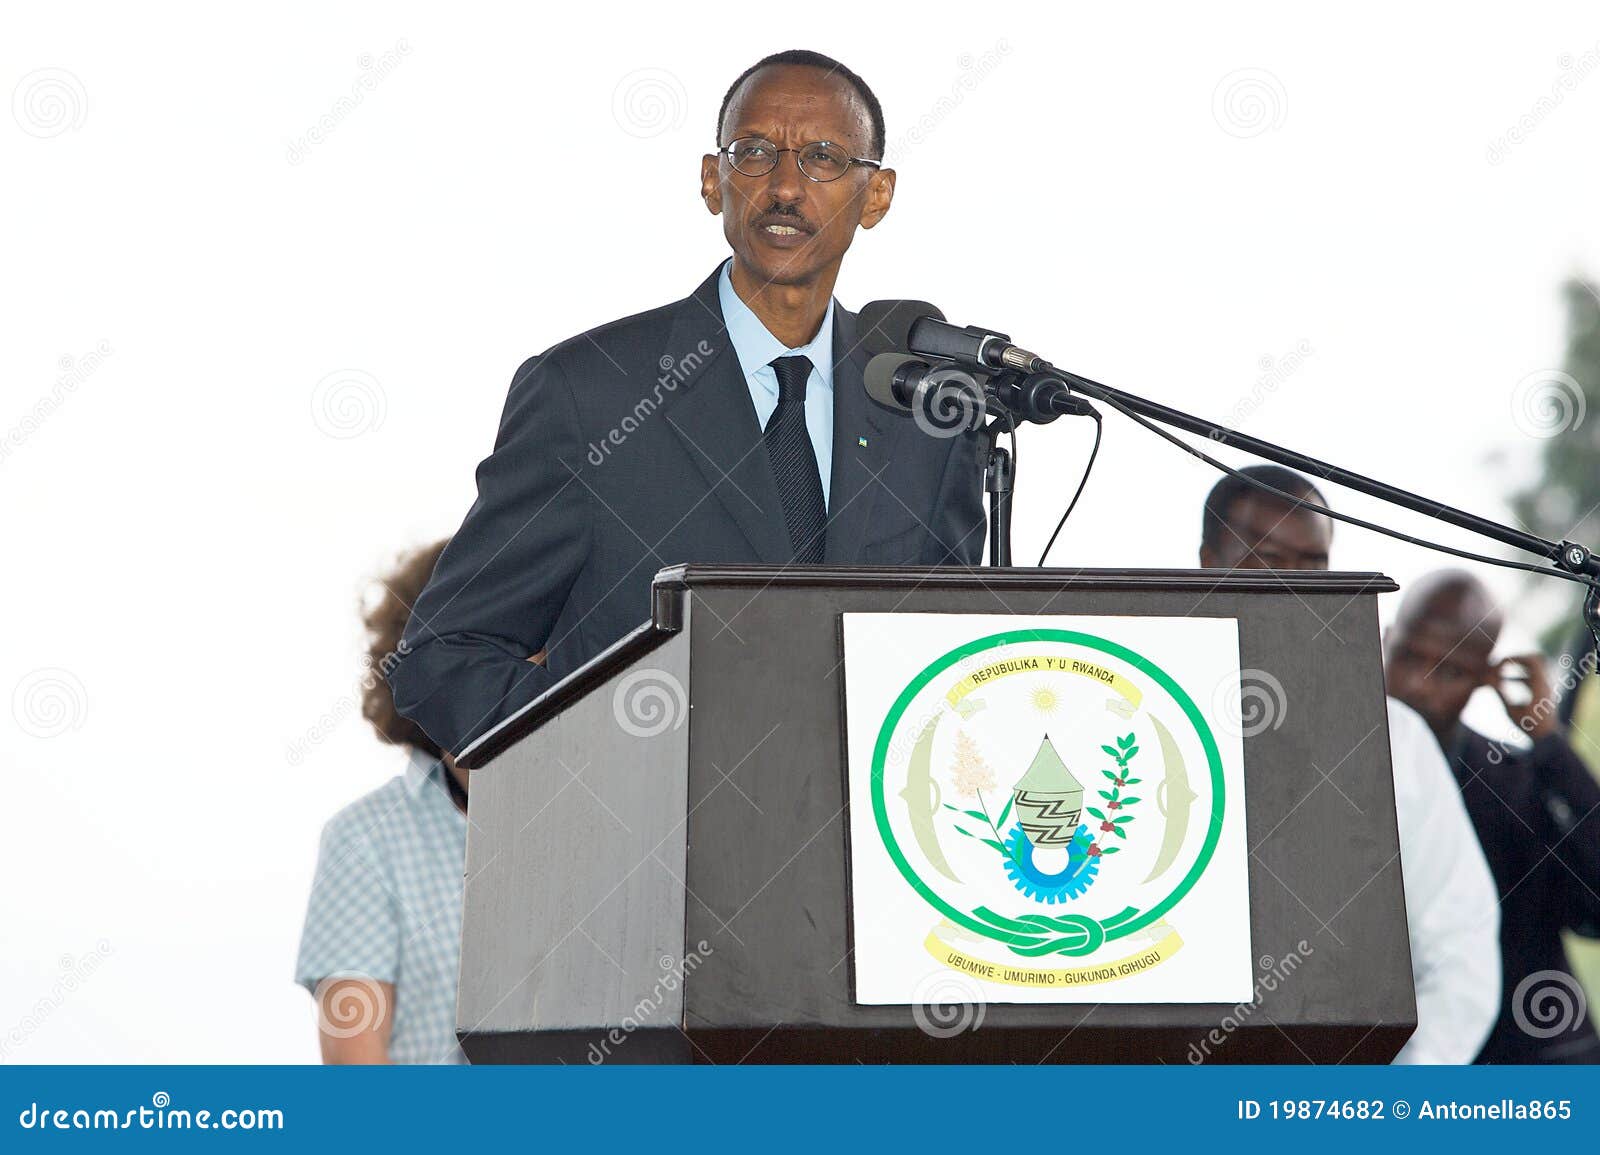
[{"x1": 1386, "y1": 696, "x2": 1501, "y2": 1064}]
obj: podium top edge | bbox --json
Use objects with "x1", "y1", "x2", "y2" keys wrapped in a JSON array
[
  {"x1": 459, "y1": 565, "x2": 1398, "y2": 769},
  {"x1": 652, "y1": 564, "x2": 1399, "y2": 597}
]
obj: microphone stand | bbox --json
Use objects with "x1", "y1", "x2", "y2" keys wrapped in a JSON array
[
  {"x1": 1013, "y1": 361, "x2": 1600, "y2": 640},
  {"x1": 978, "y1": 413, "x2": 1016, "y2": 566}
]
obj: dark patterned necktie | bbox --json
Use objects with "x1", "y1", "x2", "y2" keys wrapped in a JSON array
[{"x1": 763, "y1": 355, "x2": 826, "y2": 563}]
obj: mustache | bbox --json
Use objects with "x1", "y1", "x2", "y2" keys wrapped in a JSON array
[{"x1": 752, "y1": 204, "x2": 815, "y2": 232}]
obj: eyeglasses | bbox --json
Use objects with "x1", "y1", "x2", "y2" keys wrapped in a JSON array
[{"x1": 716, "y1": 136, "x2": 881, "y2": 183}]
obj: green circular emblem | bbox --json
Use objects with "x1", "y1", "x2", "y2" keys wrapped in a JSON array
[{"x1": 870, "y1": 629, "x2": 1227, "y2": 958}]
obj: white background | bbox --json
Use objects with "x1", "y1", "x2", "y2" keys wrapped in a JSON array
[{"x1": 3, "y1": 2, "x2": 1597, "y2": 1060}]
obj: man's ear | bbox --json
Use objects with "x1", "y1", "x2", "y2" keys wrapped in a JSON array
[
  {"x1": 700, "y1": 155, "x2": 723, "y2": 215},
  {"x1": 1199, "y1": 544, "x2": 1219, "y2": 569},
  {"x1": 858, "y1": 167, "x2": 896, "y2": 230}
]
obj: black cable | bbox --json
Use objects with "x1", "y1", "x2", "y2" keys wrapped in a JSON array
[
  {"x1": 1087, "y1": 388, "x2": 1600, "y2": 594},
  {"x1": 1037, "y1": 412, "x2": 1103, "y2": 567}
]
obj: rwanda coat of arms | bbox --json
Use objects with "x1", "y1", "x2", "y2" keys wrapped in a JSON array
[{"x1": 843, "y1": 613, "x2": 1254, "y2": 1005}]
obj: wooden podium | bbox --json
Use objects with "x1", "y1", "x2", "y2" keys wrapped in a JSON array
[{"x1": 452, "y1": 565, "x2": 1413, "y2": 1064}]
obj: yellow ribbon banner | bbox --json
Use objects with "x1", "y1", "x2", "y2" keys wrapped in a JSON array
[
  {"x1": 924, "y1": 923, "x2": 1184, "y2": 989},
  {"x1": 944, "y1": 655, "x2": 1143, "y2": 710}
]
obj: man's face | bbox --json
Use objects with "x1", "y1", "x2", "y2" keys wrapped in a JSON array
[
  {"x1": 1383, "y1": 616, "x2": 1495, "y2": 739},
  {"x1": 1199, "y1": 494, "x2": 1332, "y2": 571},
  {"x1": 700, "y1": 65, "x2": 894, "y2": 287}
]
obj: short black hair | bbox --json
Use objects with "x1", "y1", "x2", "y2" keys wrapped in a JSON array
[
  {"x1": 1201, "y1": 465, "x2": 1330, "y2": 550},
  {"x1": 716, "y1": 49, "x2": 885, "y2": 160}
]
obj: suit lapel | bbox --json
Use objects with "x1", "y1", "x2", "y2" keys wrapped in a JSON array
[
  {"x1": 659, "y1": 267, "x2": 794, "y2": 564},
  {"x1": 825, "y1": 304, "x2": 906, "y2": 564}
]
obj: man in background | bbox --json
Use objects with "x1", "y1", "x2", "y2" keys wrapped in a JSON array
[
  {"x1": 1198, "y1": 465, "x2": 1501, "y2": 1063},
  {"x1": 1386, "y1": 570, "x2": 1600, "y2": 1062}
]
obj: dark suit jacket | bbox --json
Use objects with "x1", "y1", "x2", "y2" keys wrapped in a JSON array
[
  {"x1": 1449, "y1": 726, "x2": 1600, "y2": 1063},
  {"x1": 389, "y1": 264, "x2": 987, "y2": 755}
]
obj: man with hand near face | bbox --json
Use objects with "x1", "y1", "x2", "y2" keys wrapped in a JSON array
[
  {"x1": 390, "y1": 51, "x2": 985, "y2": 757},
  {"x1": 1385, "y1": 570, "x2": 1600, "y2": 1062}
]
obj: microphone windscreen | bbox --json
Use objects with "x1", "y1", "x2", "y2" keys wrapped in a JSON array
[
  {"x1": 864, "y1": 352, "x2": 922, "y2": 410},
  {"x1": 856, "y1": 300, "x2": 944, "y2": 358}
]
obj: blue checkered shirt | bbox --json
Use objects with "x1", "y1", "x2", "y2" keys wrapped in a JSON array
[{"x1": 295, "y1": 749, "x2": 469, "y2": 1064}]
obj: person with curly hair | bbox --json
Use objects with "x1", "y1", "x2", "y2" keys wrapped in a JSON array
[{"x1": 293, "y1": 539, "x2": 474, "y2": 1064}]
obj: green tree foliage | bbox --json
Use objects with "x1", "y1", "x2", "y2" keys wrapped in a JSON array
[{"x1": 1507, "y1": 280, "x2": 1600, "y2": 653}]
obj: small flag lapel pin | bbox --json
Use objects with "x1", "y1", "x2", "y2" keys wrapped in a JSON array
[{"x1": 857, "y1": 436, "x2": 868, "y2": 448}]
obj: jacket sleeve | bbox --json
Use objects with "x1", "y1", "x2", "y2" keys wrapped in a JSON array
[{"x1": 387, "y1": 352, "x2": 593, "y2": 756}]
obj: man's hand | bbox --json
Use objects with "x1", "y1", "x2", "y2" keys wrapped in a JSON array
[{"x1": 1491, "y1": 653, "x2": 1560, "y2": 740}]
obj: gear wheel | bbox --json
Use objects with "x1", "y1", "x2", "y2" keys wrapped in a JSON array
[{"x1": 1002, "y1": 824, "x2": 1099, "y2": 903}]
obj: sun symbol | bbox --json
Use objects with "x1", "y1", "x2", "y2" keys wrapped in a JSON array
[{"x1": 1029, "y1": 683, "x2": 1062, "y2": 717}]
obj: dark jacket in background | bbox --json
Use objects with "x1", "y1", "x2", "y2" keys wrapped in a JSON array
[
  {"x1": 1448, "y1": 726, "x2": 1600, "y2": 1062},
  {"x1": 389, "y1": 265, "x2": 987, "y2": 755}
]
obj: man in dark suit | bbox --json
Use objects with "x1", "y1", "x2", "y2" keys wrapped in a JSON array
[
  {"x1": 389, "y1": 50, "x2": 986, "y2": 756},
  {"x1": 1385, "y1": 569, "x2": 1600, "y2": 1062}
]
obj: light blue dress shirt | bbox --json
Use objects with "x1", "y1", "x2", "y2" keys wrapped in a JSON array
[
  {"x1": 295, "y1": 749, "x2": 468, "y2": 1064},
  {"x1": 717, "y1": 258, "x2": 835, "y2": 508}
]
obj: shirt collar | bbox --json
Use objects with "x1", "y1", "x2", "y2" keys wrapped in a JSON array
[
  {"x1": 717, "y1": 258, "x2": 835, "y2": 393},
  {"x1": 403, "y1": 747, "x2": 449, "y2": 801}
]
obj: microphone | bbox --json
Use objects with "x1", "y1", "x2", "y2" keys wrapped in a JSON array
[
  {"x1": 858, "y1": 299, "x2": 1049, "y2": 373},
  {"x1": 859, "y1": 301, "x2": 1096, "y2": 428},
  {"x1": 864, "y1": 352, "x2": 987, "y2": 435},
  {"x1": 857, "y1": 299, "x2": 944, "y2": 358}
]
